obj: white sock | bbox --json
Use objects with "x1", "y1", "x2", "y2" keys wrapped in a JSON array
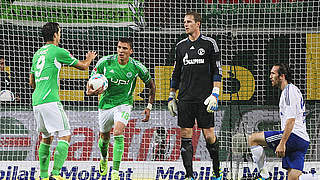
[
  {"x1": 299, "y1": 173, "x2": 318, "y2": 180},
  {"x1": 250, "y1": 146, "x2": 269, "y2": 178},
  {"x1": 260, "y1": 168, "x2": 270, "y2": 179}
]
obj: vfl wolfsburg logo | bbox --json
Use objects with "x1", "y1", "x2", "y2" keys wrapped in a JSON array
[
  {"x1": 0, "y1": 117, "x2": 30, "y2": 161},
  {"x1": 126, "y1": 72, "x2": 132, "y2": 78}
]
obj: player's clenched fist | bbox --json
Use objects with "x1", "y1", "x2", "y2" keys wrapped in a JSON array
[
  {"x1": 204, "y1": 87, "x2": 219, "y2": 113},
  {"x1": 168, "y1": 91, "x2": 177, "y2": 117}
]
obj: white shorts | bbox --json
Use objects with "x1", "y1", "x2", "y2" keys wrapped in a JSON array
[
  {"x1": 33, "y1": 102, "x2": 71, "y2": 138},
  {"x1": 99, "y1": 104, "x2": 132, "y2": 133}
]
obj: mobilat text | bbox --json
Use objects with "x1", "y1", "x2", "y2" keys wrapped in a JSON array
[{"x1": 0, "y1": 165, "x2": 317, "y2": 180}]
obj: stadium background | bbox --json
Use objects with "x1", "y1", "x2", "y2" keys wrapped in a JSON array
[{"x1": 0, "y1": 0, "x2": 319, "y2": 179}]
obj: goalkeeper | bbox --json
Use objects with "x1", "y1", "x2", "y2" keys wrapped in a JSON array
[
  {"x1": 168, "y1": 11, "x2": 222, "y2": 180},
  {"x1": 86, "y1": 37, "x2": 156, "y2": 180}
]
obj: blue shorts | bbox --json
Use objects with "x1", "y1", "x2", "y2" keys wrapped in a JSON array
[{"x1": 264, "y1": 131, "x2": 309, "y2": 171}]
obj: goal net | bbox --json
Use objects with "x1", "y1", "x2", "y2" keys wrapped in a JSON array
[{"x1": 0, "y1": 0, "x2": 319, "y2": 179}]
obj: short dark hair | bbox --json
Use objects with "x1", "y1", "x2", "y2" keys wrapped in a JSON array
[
  {"x1": 118, "y1": 37, "x2": 133, "y2": 49},
  {"x1": 42, "y1": 22, "x2": 60, "y2": 42},
  {"x1": 185, "y1": 11, "x2": 202, "y2": 24},
  {"x1": 274, "y1": 63, "x2": 292, "y2": 83}
]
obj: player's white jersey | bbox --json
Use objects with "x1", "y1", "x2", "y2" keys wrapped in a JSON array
[{"x1": 279, "y1": 83, "x2": 310, "y2": 142}]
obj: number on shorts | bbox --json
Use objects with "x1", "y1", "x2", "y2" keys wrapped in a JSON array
[{"x1": 121, "y1": 112, "x2": 129, "y2": 120}]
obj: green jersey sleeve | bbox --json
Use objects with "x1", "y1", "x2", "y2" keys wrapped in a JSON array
[
  {"x1": 56, "y1": 48, "x2": 79, "y2": 66},
  {"x1": 134, "y1": 60, "x2": 151, "y2": 84}
]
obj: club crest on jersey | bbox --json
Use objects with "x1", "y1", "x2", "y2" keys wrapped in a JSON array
[
  {"x1": 198, "y1": 48, "x2": 205, "y2": 56},
  {"x1": 126, "y1": 72, "x2": 132, "y2": 78}
]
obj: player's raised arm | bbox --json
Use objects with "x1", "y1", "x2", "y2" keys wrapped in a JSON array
[{"x1": 73, "y1": 51, "x2": 97, "y2": 70}]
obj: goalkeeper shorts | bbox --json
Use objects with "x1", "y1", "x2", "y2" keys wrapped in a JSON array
[{"x1": 177, "y1": 101, "x2": 214, "y2": 128}]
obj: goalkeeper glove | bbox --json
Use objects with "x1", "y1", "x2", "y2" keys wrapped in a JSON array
[
  {"x1": 204, "y1": 87, "x2": 219, "y2": 113},
  {"x1": 168, "y1": 91, "x2": 177, "y2": 117}
]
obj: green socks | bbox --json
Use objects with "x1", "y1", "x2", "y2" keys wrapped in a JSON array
[
  {"x1": 112, "y1": 135, "x2": 124, "y2": 171},
  {"x1": 98, "y1": 138, "x2": 110, "y2": 160},
  {"x1": 52, "y1": 140, "x2": 69, "y2": 176},
  {"x1": 39, "y1": 142, "x2": 51, "y2": 178}
]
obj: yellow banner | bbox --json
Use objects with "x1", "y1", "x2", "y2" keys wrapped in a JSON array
[{"x1": 306, "y1": 34, "x2": 320, "y2": 100}]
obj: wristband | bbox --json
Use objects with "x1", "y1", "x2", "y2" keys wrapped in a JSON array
[
  {"x1": 147, "y1": 103, "x2": 153, "y2": 110},
  {"x1": 169, "y1": 91, "x2": 176, "y2": 98}
]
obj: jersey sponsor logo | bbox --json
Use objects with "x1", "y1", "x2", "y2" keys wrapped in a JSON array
[
  {"x1": 198, "y1": 48, "x2": 205, "y2": 55},
  {"x1": 183, "y1": 53, "x2": 205, "y2": 65},
  {"x1": 190, "y1": 46, "x2": 195, "y2": 50},
  {"x1": 111, "y1": 78, "x2": 130, "y2": 85}
]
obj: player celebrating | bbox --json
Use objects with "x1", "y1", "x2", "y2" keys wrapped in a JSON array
[
  {"x1": 86, "y1": 37, "x2": 156, "y2": 180},
  {"x1": 168, "y1": 11, "x2": 223, "y2": 180},
  {"x1": 248, "y1": 64, "x2": 316, "y2": 180},
  {"x1": 30, "y1": 22, "x2": 97, "y2": 180}
]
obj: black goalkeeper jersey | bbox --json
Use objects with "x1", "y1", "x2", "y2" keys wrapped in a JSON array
[{"x1": 171, "y1": 34, "x2": 222, "y2": 103}]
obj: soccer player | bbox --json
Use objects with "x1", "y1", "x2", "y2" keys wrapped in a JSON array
[
  {"x1": 86, "y1": 37, "x2": 156, "y2": 180},
  {"x1": 29, "y1": 22, "x2": 97, "y2": 180},
  {"x1": 167, "y1": 11, "x2": 222, "y2": 180},
  {"x1": 248, "y1": 63, "x2": 316, "y2": 180}
]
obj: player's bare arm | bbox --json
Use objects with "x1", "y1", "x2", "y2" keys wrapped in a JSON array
[
  {"x1": 73, "y1": 51, "x2": 97, "y2": 70},
  {"x1": 29, "y1": 73, "x2": 35, "y2": 90},
  {"x1": 276, "y1": 118, "x2": 295, "y2": 158},
  {"x1": 213, "y1": 81, "x2": 221, "y2": 89},
  {"x1": 142, "y1": 79, "x2": 156, "y2": 122}
]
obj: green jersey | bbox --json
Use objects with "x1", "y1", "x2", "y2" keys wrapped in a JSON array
[
  {"x1": 31, "y1": 44, "x2": 79, "y2": 106},
  {"x1": 91, "y1": 54, "x2": 151, "y2": 109}
]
